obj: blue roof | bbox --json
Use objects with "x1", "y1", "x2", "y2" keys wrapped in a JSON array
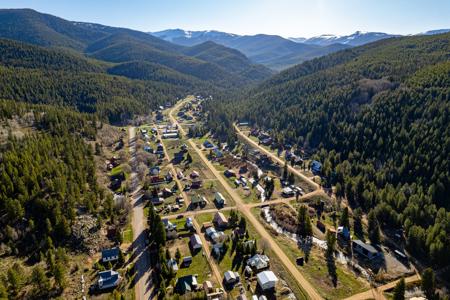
[
  {"x1": 101, "y1": 247, "x2": 119, "y2": 259},
  {"x1": 203, "y1": 140, "x2": 214, "y2": 148},
  {"x1": 311, "y1": 160, "x2": 322, "y2": 172},
  {"x1": 99, "y1": 270, "x2": 119, "y2": 287}
]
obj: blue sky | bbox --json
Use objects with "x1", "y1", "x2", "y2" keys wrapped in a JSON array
[{"x1": 2, "y1": 0, "x2": 450, "y2": 37}]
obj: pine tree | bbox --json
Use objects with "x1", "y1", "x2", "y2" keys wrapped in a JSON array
[
  {"x1": 31, "y1": 265, "x2": 50, "y2": 295},
  {"x1": 392, "y1": 277, "x2": 405, "y2": 300},
  {"x1": 339, "y1": 207, "x2": 350, "y2": 229},
  {"x1": 326, "y1": 230, "x2": 336, "y2": 258},
  {"x1": 368, "y1": 210, "x2": 380, "y2": 245},
  {"x1": 297, "y1": 205, "x2": 312, "y2": 238},
  {"x1": 54, "y1": 263, "x2": 67, "y2": 290},
  {"x1": 421, "y1": 268, "x2": 436, "y2": 300}
]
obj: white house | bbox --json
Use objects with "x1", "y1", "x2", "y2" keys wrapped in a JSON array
[
  {"x1": 257, "y1": 271, "x2": 278, "y2": 290},
  {"x1": 224, "y1": 271, "x2": 240, "y2": 284},
  {"x1": 247, "y1": 254, "x2": 270, "y2": 270}
]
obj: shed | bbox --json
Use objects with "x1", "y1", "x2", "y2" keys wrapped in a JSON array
[
  {"x1": 167, "y1": 258, "x2": 179, "y2": 271},
  {"x1": 257, "y1": 270, "x2": 278, "y2": 290},
  {"x1": 182, "y1": 256, "x2": 193, "y2": 266}
]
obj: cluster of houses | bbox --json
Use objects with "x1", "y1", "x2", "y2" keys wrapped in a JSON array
[
  {"x1": 224, "y1": 167, "x2": 267, "y2": 201},
  {"x1": 162, "y1": 124, "x2": 179, "y2": 139}
]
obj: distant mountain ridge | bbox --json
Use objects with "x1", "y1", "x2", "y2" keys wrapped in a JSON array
[
  {"x1": 152, "y1": 28, "x2": 450, "y2": 69},
  {"x1": 152, "y1": 29, "x2": 351, "y2": 70}
]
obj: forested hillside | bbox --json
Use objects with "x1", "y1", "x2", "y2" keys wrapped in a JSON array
[
  {"x1": 0, "y1": 9, "x2": 271, "y2": 90},
  {"x1": 205, "y1": 32, "x2": 450, "y2": 265}
]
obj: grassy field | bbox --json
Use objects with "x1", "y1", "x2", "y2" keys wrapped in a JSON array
[
  {"x1": 166, "y1": 236, "x2": 215, "y2": 284},
  {"x1": 123, "y1": 222, "x2": 133, "y2": 244},
  {"x1": 251, "y1": 207, "x2": 370, "y2": 299}
]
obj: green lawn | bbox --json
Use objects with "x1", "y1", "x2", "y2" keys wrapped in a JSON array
[
  {"x1": 173, "y1": 237, "x2": 212, "y2": 283},
  {"x1": 123, "y1": 223, "x2": 133, "y2": 243}
]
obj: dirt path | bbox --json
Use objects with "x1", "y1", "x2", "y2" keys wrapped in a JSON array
[
  {"x1": 129, "y1": 127, "x2": 153, "y2": 300},
  {"x1": 169, "y1": 100, "x2": 323, "y2": 300},
  {"x1": 343, "y1": 274, "x2": 421, "y2": 300},
  {"x1": 234, "y1": 124, "x2": 320, "y2": 191}
]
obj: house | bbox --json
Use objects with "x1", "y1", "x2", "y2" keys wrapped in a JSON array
[
  {"x1": 256, "y1": 184, "x2": 265, "y2": 200},
  {"x1": 213, "y1": 212, "x2": 229, "y2": 228},
  {"x1": 101, "y1": 247, "x2": 119, "y2": 263},
  {"x1": 162, "y1": 219, "x2": 177, "y2": 231},
  {"x1": 162, "y1": 132, "x2": 179, "y2": 139},
  {"x1": 151, "y1": 196, "x2": 165, "y2": 205},
  {"x1": 98, "y1": 270, "x2": 121, "y2": 290},
  {"x1": 282, "y1": 187, "x2": 294, "y2": 197},
  {"x1": 224, "y1": 271, "x2": 240, "y2": 285},
  {"x1": 175, "y1": 275, "x2": 198, "y2": 294},
  {"x1": 191, "y1": 180, "x2": 202, "y2": 189},
  {"x1": 190, "y1": 234, "x2": 203, "y2": 251},
  {"x1": 212, "y1": 148, "x2": 223, "y2": 158},
  {"x1": 185, "y1": 217, "x2": 194, "y2": 230},
  {"x1": 203, "y1": 280, "x2": 214, "y2": 293},
  {"x1": 177, "y1": 171, "x2": 184, "y2": 179},
  {"x1": 203, "y1": 140, "x2": 214, "y2": 148},
  {"x1": 202, "y1": 222, "x2": 214, "y2": 230},
  {"x1": 224, "y1": 169, "x2": 236, "y2": 177},
  {"x1": 337, "y1": 226, "x2": 351, "y2": 240},
  {"x1": 247, "y1": 254, "x2": 270, "y2": 270},
  {"x1": 211, "y1": 231, "x2": 226, "y2": 244},
  {"x1": 212, "y1": 243, "x2": 223, "y2": 258},
  {"x1": 162, "y1": 188, "x2": 173, "y2": 198},
  {"x1": 352, "y1": 240, "x2": 380, "y2": 260},
  {"x1": 182, "y1": 256, "x2": 193, "y2": 267},
  {"x1": 214, "y1": 192, "x2": 226, "y2": 207},
  {"x1": 205, "y1": 227, "x2": 217, "y2": 239},
  {"x1": 238, "y1": 121, "x2": 249, "y2": 126},
  {"x1": 311, "y1": 160, "x2": 322, "y2": 174},
  {"x1": 190, "y1": 171, "x2": 200, "y2": 178},
  {"x1": 257, "y1": 271, "x2": 278, "y2": 291},
  {"x1": 191, "y1": 194, "x2": 207, "y2": 206},
  {"x1": 156, "y1": 143, "x2": 164, "y2": 154},
  {"x1": 167, "y1": 258, "x2": 179, "y2": 272}
]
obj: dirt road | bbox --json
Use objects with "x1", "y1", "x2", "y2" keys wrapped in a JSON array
[
  {"x1": 169, "y1": 100, "x2": 323, "y2": 300},
  {"x1": 343, "y1": 274, "x2": 421, "y2": 300},
  {"x1": 234, "y1": 124, "x2": 320, "y2": 191},
  {"x1": 129, "y1": 127, "x2": 153, "y2": 300}
]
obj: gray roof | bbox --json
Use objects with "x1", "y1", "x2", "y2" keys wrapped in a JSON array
[{"x1": 353, "y1": 239, "x2": 378, "y2": 254}]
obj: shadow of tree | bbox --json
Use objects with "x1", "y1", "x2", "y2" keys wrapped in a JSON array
[{"x1": 326, "y1": 254, "x2": 338, "y2": 287}]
